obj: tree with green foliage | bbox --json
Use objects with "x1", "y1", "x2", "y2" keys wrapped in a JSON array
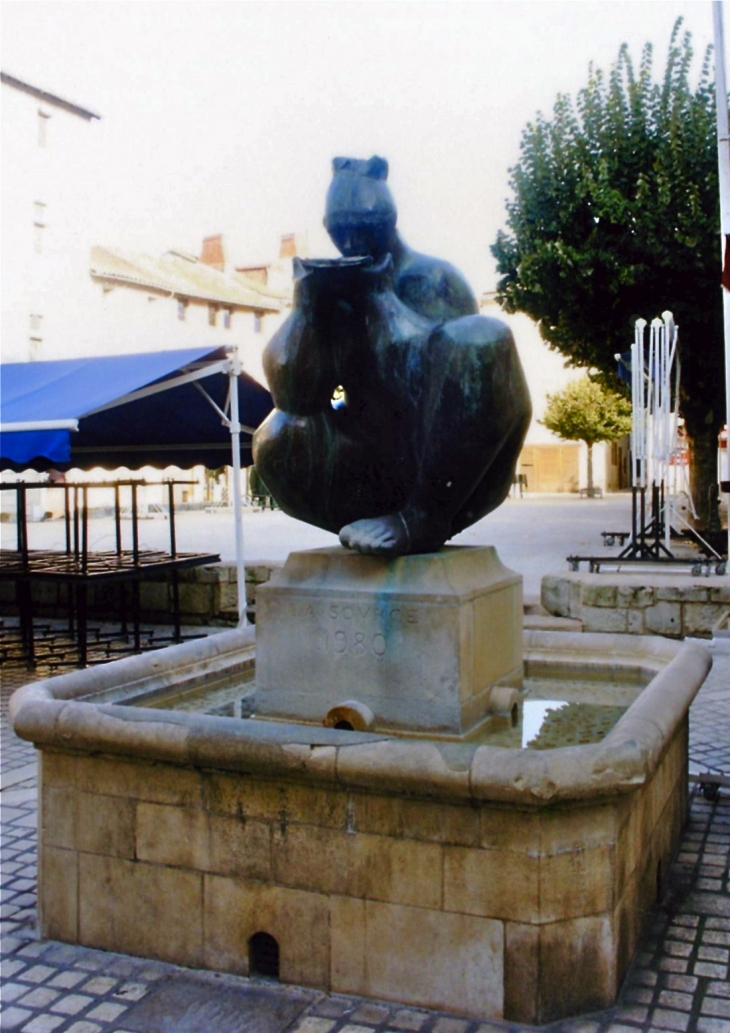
[
  {"x1": 492, "y1": 19, "x2": 725, "y2": 527},
  {"x1": 541, "y1": 377, "x2": 633, "y2": 496}
]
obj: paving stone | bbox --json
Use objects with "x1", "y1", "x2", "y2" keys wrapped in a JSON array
[
  {"x1": 630, "y1": 969, "x2": 659, "y2": 987},
  {"x1": 49, "y1": 992, "x2": 94, "y2": 1015},
  {"x1": 81, "y1": 976, "x2": 120, "y2": 995},
  {"x1": 103, "y1": 959, "x2": 145, "y2": 979},
  {"x1": 699, "y1": 946, "x2": 730, "y2": 963},
  {"x1": 20, "y1": 1015, "x2": 66, "y2": 1033},
  {"x1": 64, "y1": 1023, "x2": 103, "y2": 1033},
  {"x1": 1, "y1": 959, "x2": 27, "y2": 978},
  {"x1": 683, "y1": 893, "x2": 730, "y2": 918},
  {"x1": 694, "y1": 962, "x2": 729, "y2": 978},
  {"x1": 42, "y1": 944, "x2": 85, "y2": 966},
  {"x1": 130, "y1": 966, "x2": 170, "y2": 982},
  {"x1": 0, "y1": 1007, "x2": 32, "y2": 1031},
  {"x1": 111, "y1": 982, "x2": 154, "y2": 1004},
  {"x1": 18, "y1": 965, "x2": 58, "y2": 985},
  {"x1": 0, "y1": 933, "x2": 27, "y2": 954},
  {"x1": 389, "y1": 1011, "x2": 430, "y2": 1031},
  {"x1": 613, "y1": 1005, "x2": 649, "y2": 1023},
  {"x1": 290, "y1": 1020, "x2": 336, "y2": 1033},
  {"x1": 432, "y1": 1020, "x2": 472, "y2": 1033},
  {"x1": 16, "y1": 943, "x2": 50, "y2": 959},
  {"x1": 704, "y1": 999, "x2": 730, "y2": 1019},
  {"x1": 659, "y1": 957, "x2": 689, "y2": 973},
  {"x1": 658, "y1": 991, "x2": 695, "y2": 1011},
  {"x1": 118, "y1": 978, "x2": 315, "y2": 1033},
  {"x1": 350, "y1": 1002, "x2": 391, "y2": 1025},
  {"x1": 310, "y1": 997, "x2": 354, "y2": 1019},
  {"x1": 48, "y1": 970, "x2": 88, "y2": 989},
  {"x1": 75, "y1": 954, "x2": 111, "y2": 972},
  {"x1": 626, "y1": 987, "x2": 654, "y2": 1004},
  {"x1": 652, "y1": 1007, "x2": 692, "y2": 1030},
  {"x1": 85, "y1": 1002, "x2": 129, "y2": 1023},
  {"x1": 697, "y1": 1020, "x2": 730, "y2": 1033},
  {"x1": 668, "y1": 925, "x2": 697, "y2": 942},
  {"x1": 708, "y1": 982, "x2": 730, "y2": 999},
  {"x1": 16, "y1": 986, "x2": 62, "y2": 1008},
  {"x1": 663, "y1": 975, "x2": 699, "y2": 992},
  {"x1": 1, "y1": 981, "x2": 32, "y2": 1002}
]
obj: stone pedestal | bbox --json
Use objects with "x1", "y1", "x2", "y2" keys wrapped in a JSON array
[{"x1": 254, "y1": 546, "x2": 523, "y2": 736}]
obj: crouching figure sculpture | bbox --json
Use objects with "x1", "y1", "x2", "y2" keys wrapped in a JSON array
[{"x1": 252, "y1": 156, "x2": 531, "y2": 556}]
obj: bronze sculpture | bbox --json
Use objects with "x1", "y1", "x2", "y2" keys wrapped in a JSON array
[{"x1": 252, "y1": 156, "x2": 531, "y2": 556}]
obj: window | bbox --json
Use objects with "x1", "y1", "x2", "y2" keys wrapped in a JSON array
[
  {"x1": 33, "y1": 201, "x2": 47, "y2": 254},
  {"x1": 208, "y1": 304, "x2": 218, "y2": 327},
  {"x1": 37, "y1": 108, "x2": 50, "y2": 148},
  {"x1": 254, "y1": 311, "x2": 263, "y2": 333},
  {"x1": 177, "y1": 298, "x2": 188, "y2": 321},
  {"x1": 30, "y1": 313, "x2": 43, "y2": 348},
  {"x1": 223, "y1": 308, "x2": 232, "y2": 330}
]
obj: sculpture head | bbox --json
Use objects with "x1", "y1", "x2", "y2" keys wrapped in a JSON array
[{"x1": 324, "y1": 156, "x2": 397, "y2": 259}]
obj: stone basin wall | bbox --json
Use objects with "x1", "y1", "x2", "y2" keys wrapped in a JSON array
[
  {"x1": 542, "y1": 573, "x2": 730, "y2": 639},
  {"x1": 10, "y1": 630, "x2": 712, "y2": 1024}
]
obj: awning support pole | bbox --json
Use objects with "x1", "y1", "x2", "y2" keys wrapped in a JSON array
[{"x1": 227, "y1": 357, "x2": 247, "y2": 625}]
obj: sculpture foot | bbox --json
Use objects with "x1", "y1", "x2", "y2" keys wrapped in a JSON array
[{"x1": 339, "y1": 514, "x2": 411, "y2": 556}]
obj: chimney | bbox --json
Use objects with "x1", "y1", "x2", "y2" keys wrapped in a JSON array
[
  {"x1": 280, "y1": 233, "x2": 296, "y2": 259},
  {"x1": 200, "y1": 234, "x2": 226, "y2": 271}
]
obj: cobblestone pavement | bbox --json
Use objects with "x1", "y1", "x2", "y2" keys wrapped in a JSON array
[{"x1": 1, "y1": 639, "x2": 728, "y2": 1033}]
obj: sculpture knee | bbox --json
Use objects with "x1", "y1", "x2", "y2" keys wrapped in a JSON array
[{"x1": 252, "y1": 410, "x2": 319, "y2": 489}]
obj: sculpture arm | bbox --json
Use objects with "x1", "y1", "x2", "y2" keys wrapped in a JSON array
[{"x1": 262, "y1": 309, "x2": 336, "y2": 415}]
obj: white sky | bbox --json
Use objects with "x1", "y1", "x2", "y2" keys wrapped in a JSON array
[{"x1": 1, "y1": 0, "x2": 725, "y2": 292}]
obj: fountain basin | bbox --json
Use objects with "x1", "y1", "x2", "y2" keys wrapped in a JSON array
[{"x1": 11, "y1": 626, "x2": 711, "y2": 1023}]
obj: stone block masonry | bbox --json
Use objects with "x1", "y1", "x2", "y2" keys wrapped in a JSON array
[
  {"x1": 542, "y1": 573, "x2": 730, "y2": 638},
  {"x1": 33, "y1": 728, "x2": 688, "y2": 1023},
  {"x1": 0, "y1": 561, "x2": 281, "y2": 626}
]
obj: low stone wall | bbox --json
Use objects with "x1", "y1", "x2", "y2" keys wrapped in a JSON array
[
  {"x1": 0, "y1": 563, "x2": 280, "y2": 626},
  {"x1": 542, "y1": 573, "x2": 730, "y2": 638}
]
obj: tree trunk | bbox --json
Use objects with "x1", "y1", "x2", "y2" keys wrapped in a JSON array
[
  {"x1": 686, "y1": 423, "x2": 721, "y2": 531},
  {"x1": 586, "y1": 442, "x2": 594, "y2": 496}
]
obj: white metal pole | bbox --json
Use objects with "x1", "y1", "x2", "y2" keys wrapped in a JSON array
[
  {"x1": 228, "y1": 356, "x2": 247, "y2": 625},
  {"x1": 713, "y1": 0, "x2": 730, "y2": 559}
]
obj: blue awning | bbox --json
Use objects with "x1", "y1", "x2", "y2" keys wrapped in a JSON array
[{"x1": 0, "y1": 347, "x2": 273, "y2": 471}]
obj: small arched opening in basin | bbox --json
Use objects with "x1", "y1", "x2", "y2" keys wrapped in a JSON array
[
  {"x1": 323, "y1": 701, "x2": 375, "y2": 732},
  {"x1": 249, "y1": 931, "x2": 280, "y2": 979}
]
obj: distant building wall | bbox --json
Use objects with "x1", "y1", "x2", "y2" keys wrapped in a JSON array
[
  {"x1": 1, "y1": 72, "x2": 100, "y2": 362},
  {"x1": 88, "y1": 278, "x2": 272, "y2": 386}
]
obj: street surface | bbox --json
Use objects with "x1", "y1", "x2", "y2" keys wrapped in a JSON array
[{"x1": 14, "y1": 493, "x2": 638, "y2": 600}]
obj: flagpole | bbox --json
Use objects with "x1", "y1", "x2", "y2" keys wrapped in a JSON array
[{"x1": 713, "y1": 1, "x2": 730, "y2": 561}]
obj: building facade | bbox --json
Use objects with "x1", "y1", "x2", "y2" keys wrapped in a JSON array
[{"x1": 1, "y1": 72, "x2": 100, "y2": 362}]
